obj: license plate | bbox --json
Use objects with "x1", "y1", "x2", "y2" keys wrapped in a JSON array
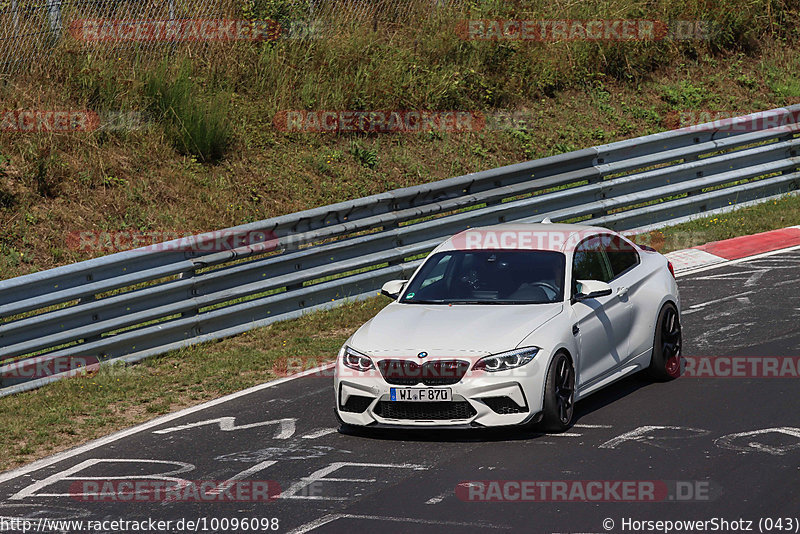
[{"x1": 390, "y1": 388, "x2": 452, "y2": 402}]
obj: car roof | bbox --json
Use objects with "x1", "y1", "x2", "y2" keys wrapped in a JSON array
[{"x1": 434, "y1": 222, "x2": 620, "y2": 253}]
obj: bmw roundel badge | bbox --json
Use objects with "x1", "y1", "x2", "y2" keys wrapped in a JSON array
[{"x1": 418, "y1": 351, "x2": 428, "y2": 358}]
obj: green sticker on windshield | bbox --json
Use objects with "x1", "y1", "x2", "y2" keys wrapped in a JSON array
[{"x1": 406, "y1": 292, "x2": 415, "y2": 299}]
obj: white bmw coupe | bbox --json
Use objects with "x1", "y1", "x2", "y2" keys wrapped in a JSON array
[{"x1": 334, "y1": 222, "x2": 681, "y2": 432}]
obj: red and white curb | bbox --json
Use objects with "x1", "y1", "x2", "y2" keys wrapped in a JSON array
[{"x1": 665, "y1": 225, "x2": 800, "y2": 274}]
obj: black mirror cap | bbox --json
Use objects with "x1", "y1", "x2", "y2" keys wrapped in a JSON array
[
  {"x1": 381, "y1": 289, "x2": 400, "y2": 299},
  {"x1": 571, "y1": 288, "x2": 612, "y2": 304}
]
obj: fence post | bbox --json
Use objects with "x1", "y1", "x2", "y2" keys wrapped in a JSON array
[
  {"x1": 11, "y1": 0, "x2": 19, "y2": 33},
  {"x1": 47, "y1": 0, "x2": 62, "y2": 42}
]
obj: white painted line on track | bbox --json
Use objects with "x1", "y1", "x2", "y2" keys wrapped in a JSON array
[
  {"x1": 425, "y1": 490, "x2": 449, "y2": 505},
  {"x1": 302, "y1": 428, "x2": 338, "y2": 439},
  {"x1": 207, "y1": 460, "x2": 278, "y2": 496},
  {"x1": 666, "y1": 249, "x2": 726, "y2": 272},
  {"x1": 0, "y1": 363, "x2": 335, "y2": 485},
  {"x1": 152, "y1": 417, "x2": 296, "y2": 437}
]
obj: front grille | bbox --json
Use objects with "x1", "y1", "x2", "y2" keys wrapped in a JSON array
[
  {"x1": 341, "y1": 395, "x2": 373, "y2": 413},
  {"x1": 482, "y1": 396, "x2": 527, "y2": 415},
  {"x1": 374, "y1": 401, "x2": 477, "y2": 420},
  {"x1": 377, "y1": 359, "x2": 470, "y2": 386}
]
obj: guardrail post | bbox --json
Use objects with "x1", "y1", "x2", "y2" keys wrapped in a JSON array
[
  {"x1": 46, "y1": 0, "x2": 62, "y2": 43},
  {"x1": 11, "y1": 0, "x2": 19, "y2": 33},
  {"x1": 179, "y1": 270, "x2": 200, "y2": 318},
  {"x1": 77, "y1": 294, "x2": 104, "y2": 344}
]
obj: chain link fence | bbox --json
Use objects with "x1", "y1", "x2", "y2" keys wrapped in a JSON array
[
  {"x1": 0, "y1": 0, "x2": 230, "y2": 69},
  {"x1": 0, "y1": 0, "x2": 463, "y2": 71}
]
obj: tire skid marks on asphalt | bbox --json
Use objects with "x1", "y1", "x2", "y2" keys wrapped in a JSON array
[
  {"x1": 680, "y1": 290, "x2": 756, "y2": 315},
  {"x1": 286, "y1": 513, "x2": 511, "y2": 534},
  {"x1": 213, "y1": 444, "x2": 348, "y2": 464},
  {"x1": 598, "y1": 426, "x2": 800, "y2": 456},
  {"x1": 280, "y1": 462, "x2": 427, "y2": 501},
  {"x1": 599, "y1": 426, "x2": 711, "y2": 449},
  {"x1": 715, "y1": 427, "x2": 800, "y2": 456}
]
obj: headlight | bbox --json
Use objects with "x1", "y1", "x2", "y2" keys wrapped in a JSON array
[
  {"x1": 472, "y1": 347, "x2": 540, "y2": 372},
  {"x1": 341, "y1": 346, "x2": 374, "y2": 372}
]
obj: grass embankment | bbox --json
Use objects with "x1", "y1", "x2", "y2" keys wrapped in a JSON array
[
  {"x1": 632, "y1": 194, "x2": 800, "y2": 252},
  {"x1": 1, "y1": 0, "x2": 799, "y2": 277},
  {"x1": 1, "y1": 0, "x2": 800, "y2": 470}
]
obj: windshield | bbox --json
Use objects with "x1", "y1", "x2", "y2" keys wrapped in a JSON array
[{"x1": 400, "y1": 250, "x2": 566, "y2": 304}]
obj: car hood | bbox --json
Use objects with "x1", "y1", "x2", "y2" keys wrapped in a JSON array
[{"x1": 350, "y1": 302, "x2": 563, "y2": 357}]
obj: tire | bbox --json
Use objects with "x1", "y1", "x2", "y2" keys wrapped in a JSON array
[
  {"x1": 647, "y1": 302, "x2": 682, "y2": 381},
  {"x1": 540, "y1": 352, "x2": 575, "y2": 433}
]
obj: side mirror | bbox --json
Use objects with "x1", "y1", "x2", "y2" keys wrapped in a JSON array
[
  {"x1": 380, "y1": 280, "x2": 408, "y2": 300},
  {"x1": 572, "y1": 279, "x2": 612, "y2": 303}
]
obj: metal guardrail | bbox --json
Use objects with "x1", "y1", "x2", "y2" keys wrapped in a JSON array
[{"x1": 1, "y1": 105, "x2": 799, "y2": 395}]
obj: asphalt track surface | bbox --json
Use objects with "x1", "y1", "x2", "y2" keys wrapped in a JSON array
[{"x1": 1, "y1": 249, "x2": 799, "y2": 534}]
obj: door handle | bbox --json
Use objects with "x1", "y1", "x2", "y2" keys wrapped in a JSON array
[{"x1": 617, "y1": 286, "x2": 629, "y2": 298}]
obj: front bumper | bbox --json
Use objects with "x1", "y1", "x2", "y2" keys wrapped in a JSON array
[{"x1": 334, "y1": 356, "x2": 548, "y2": 428}]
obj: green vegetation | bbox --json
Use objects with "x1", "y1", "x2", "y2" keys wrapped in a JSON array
[
  {"x1": 144, "y1": 62, "x2": 232, "y2": 162},
  {"x1": 0, "y1": 0, "x2": 799, "y2": 469},
  {"x1": 632, "y1": 194, "x2": 800, "y2": 252},
  {"x1": 1, "y1": 0, "x2": 798, "y2": 277}
]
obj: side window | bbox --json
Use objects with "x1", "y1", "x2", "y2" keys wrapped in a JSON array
[
  {"x1": 603, "y1": 234, "x2": 639, "y2": 278},
  {"x1": 572, "y1": 236, "x2": 613, "y2": 285}
]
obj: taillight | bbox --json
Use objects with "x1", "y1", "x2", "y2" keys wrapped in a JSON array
[{"x1": 667, "y1": 261, "x2": 675, "y2": 278}]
